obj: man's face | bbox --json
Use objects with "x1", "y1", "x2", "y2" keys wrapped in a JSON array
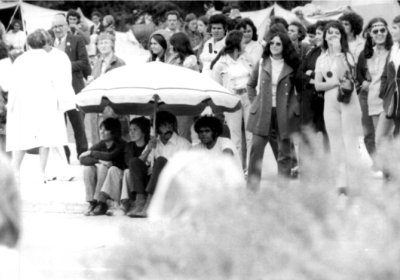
[
  {"x1": 198, "y1": 127, "x2": 214, "y2": 146},
  {"x1": 52, "y1": 15, "x2": 69, "y2": 39},
  {"x1": 158, "y1": 124, "x2": 174, "y2": 144},
  {"x1": 211, "y1": 23, "x2": 225, "y2": 41},
  {"x1": 167, "y1": 14, "x2": 178, "y2": 31},
  {"x1": 68, "y1": 16, "x2": 79, "y2": 26},
  {"x1": 288, "y1": 24, "x2": 300, "y2": 42}
]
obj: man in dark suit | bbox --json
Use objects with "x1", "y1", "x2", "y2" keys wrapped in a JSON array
[{"x1": 51, "y1": 13, "x2": 90, "y2": 160}]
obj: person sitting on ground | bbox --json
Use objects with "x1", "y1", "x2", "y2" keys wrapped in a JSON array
[
  {"x1": 192, "y1": 115, "x2": 240, "y2": 165},
  {"x1": 96, "y1": 117, "x2": 152, "y2": 216},
  {"x1": 126, "y1": 111, "x2": 191, "y2": 218},
  {"x1": 80, "y1": 118, "x2": 126, "y2": 216}
]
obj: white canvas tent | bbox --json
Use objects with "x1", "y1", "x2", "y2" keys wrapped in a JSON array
[
  {"x1": 241, "y1": 3, "x2": 299, "y2": 40},
  {"x1": 304, "y1": 0, "x2": 400, "y2": 25},
  {"x1": 0, "y1": 1, "x2": 148, "y2": 64}
]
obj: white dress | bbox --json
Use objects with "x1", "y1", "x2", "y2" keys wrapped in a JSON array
[{"x1": 6, "y1": 48, "x2": 71, "y2": 151}]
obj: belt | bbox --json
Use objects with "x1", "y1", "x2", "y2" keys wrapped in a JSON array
[{"x1": 234, "y1": 88, "x2": 247, "y2": 95}]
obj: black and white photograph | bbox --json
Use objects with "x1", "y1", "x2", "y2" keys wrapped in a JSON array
[{"x1": 1, "y1": 0, "x2": 400, "y2": 278}]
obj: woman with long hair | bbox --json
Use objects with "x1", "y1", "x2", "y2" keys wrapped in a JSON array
[
  {"x1": 357, "y1": 18, "x2": 392, "y2": 173},
  {"x1": 314, "y1": 21, "x2": 364, "y2": 193},
  {"x1": 167, "y1": 32, "x2": 199, "y2": 142},
  {"x1": 147, "y1": 30, "x2": 170, "y2": 62},
  {"x1": 183, "y1": 13, "x2": 202, "y2": 54},
  {"x1": 211, "y1": 30, "x2": 253, "y2": 171},
  {"x1": 235, "y1": 18, "x2": 263, "y2": 66},
  {"x1": 247, "y1": 31, "x2": 300, "y2": 188}
]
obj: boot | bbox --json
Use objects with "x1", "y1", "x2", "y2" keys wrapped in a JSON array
[
  {"x1": 84, "y1": 201, "x2": 97, "y2": 216},
  {"x1": 127, "y1": 194, "x2": 150, "y2": 218},
  {"x1": 92, "y1": 201, "x2": 108, "y2": 216}
]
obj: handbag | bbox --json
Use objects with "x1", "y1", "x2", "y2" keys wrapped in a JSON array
[{"x1": 337, "y1": 54, "x2": 356, "y2": 104}]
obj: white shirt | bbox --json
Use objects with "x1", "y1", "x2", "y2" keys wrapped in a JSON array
[
  {"x1": 367, "y1": 47, "x2": 388, "y2": 115},
  {"x1": 199, "y1": 36, "x2": 226, "y2": 77},
  {"x1": 244, "y1": 40, "x2": 263, "y2": 67},
  {"x1": 193, "y1": 137, "x2": 241, "y2": 167},
  {"x1": 0, "y1": 57, "x2": 13, "y2": 92},
  {"x1": 271, "y1": 56, "x2": 284, "y2": 107},
  {"x1": 390, "y1": 42, "x2": 400, "y2": 73},
  {"x1": 155, "y1": 132, "x2": 191, "y2": 159},
  {"x1": 5, "y1": 30, "x2": 26, "y2": 51}
]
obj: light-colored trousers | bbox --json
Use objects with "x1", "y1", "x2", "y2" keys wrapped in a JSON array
[
  {"x1": 83, "y1": 164, "x2": 109, "y2": 202},
  {"x1": 224, "y1": 93, "x2": 252, "y2": 168},
  {"x1": 323, "y1": 89, "x2": 363, "y2": 188}
]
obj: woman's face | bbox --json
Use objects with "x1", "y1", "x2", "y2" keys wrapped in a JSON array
[
  {"x1": 325, "y1": 27, "x2": 341, "y2": 44},
  {"x1": 370, "y1": 22, "x2": 388, "y2": 46},
  {"x1": 97, "y1": 39, "x2": 113, "y2": 55},
  {"x1": 315, "y1": 28, "x2": 324, "y2": 47},
  {"x1": 150, "y1": 37, "x2": 164, "y2": 56},
  {"x1": 99, "y1": 125, "x2": 113, "y2": 141},
  {"x1": 269, "y1": 36, "x2": 283, "y2": 56},
  {"x1": 129, "y1": 124, "x2": 145, "y2": 143},
  {"x1": 390, "y1": 23, "x2": 400, "y2": 42},
  {"x1": 197, "y1": 20, "x2": 207, "y2": 34},
  {"x1": 341, "y1": 20, "x2": 352, "y2": 36},
  {"x1": 188, "y1": 19, "x2": 197, "y2": 32},
  {"x1": 240, "y1": 24, "x2": 253, "y2": 44},
  {"x1": 13, "y1": 23, "x2": 21, "y2": 32}
]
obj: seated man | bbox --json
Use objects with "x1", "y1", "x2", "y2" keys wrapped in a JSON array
[
  {"x1": 127, "y1": 111, "x2": 191, "y2": 218},
  {"x1": 192, "y1": 115, "x2": 240, "y2": 166}
]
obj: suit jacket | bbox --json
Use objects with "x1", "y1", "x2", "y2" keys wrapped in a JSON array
[
  {"x1": 247, "y1": 57, "x2": 296, "y2": 139},
  {"x1": 64, "y1": 33, "x2": 91, "y2": 94}
]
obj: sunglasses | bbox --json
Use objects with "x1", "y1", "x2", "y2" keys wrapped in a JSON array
[
  {"x1": 371, "y1": 28, "x2": 387, "y2": 35},
  {"x1": 269, "y1": 41, "x2": 282, "y2": 46}
]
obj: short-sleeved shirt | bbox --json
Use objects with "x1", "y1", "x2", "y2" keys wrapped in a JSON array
[{"x1": 192, "y1": 137, "x2": 241, "y2": 167}]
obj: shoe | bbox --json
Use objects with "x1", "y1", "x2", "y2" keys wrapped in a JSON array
[
  {"x1": 59, "y1": 175, "x2": 75, "y2": 182},
  {"x1": 127, "y1": 194, "x2": 149, "y2": 218},
  {"x1": 92, "y1": 202, "x2": 108, "y2": 216},
  {"x1": 371, "y1": 170, "x2": 383, "y2": 179},
  {"x1": 290, "y1": 166, "x2": 299, "y2": 179},
  {"x1": 120, "y1": 199, "x2": 132, "y2": 214},
  {"x1": 84, "y1": 201, "x2": 97, "y2": 216}
]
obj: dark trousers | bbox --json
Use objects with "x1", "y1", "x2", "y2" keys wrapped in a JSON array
[
  {"x1": 146, "y1": 157, "x2": 168, "y2": 194},
  {"x1": 248, "y1": 109, "x2": 291, "y2": 186},
  {"x1": 129, "y1": 156, "x2": 168, "y2": 195},
  {"x1": 66, "y1": 109, "x2": 88, "y2": 158},
  {"x1": 359, "y1": 92, "x2": 375, "y2": 156},
  {"x1": 128, "y1": 158, "x2": 149, "y2": 194}
]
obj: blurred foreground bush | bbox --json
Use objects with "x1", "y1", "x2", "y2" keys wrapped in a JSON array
[{"x1": 107, "y1": 135, "x2": 400, "y2": 280}]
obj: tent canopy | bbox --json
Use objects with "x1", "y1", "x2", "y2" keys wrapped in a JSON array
[
  {"x1": 241, "y1": 3, "x2": 299, "y2": 40},
  {"x1": 304, "y1": 0, "x2": 400, "y2": 26}
]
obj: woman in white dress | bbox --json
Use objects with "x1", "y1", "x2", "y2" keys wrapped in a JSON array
[{"x1": 6, "y1": 29, "x2": 73, "y2": 182}]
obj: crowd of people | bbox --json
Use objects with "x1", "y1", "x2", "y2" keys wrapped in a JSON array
[{"x1": 1, "y1": 4, "x2": 400, "y2": 217}]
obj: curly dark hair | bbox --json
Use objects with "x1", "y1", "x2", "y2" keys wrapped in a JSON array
[
  {"x1": 339, "y1": 12, "x2": 364, "y2": 36},
  {"x1": 194, "y1": 115, "x2": 223, "y2": 139},
  {"x1": 170, "y1": 32, "x2": 194, "y2": 62},
  {"x1": 130, "y1": 117, "x2": 151, "y2": 143},
  {"x1": 363, "y1": 17, "x2": 392, "y2": 59},
  {"x1": 269, "y1": 16, "x2": 288, "y2": 30},
  {"x1": 100, "y1": 117, "x2": 122, "y2": 140},
  {"x1": 210, "y1": 30, "x2": 243, "y2": 70},
  {"x1": 209, "y1": 14, "x2": 227, "y2": 31},
  {"x1": 0, "y1": 41, "x2": 9, "y2": 60},
  {"x1": 322, "y1": 21, "x2": 349, "y2": 53},
  {"x1": 262, "y1": 31, "x2": 300, "y2": 71},
  {"x1": 235, "y1": 18, "x2": 258, "y2": 41},
  {"x1": 66, "y1": 9, "x2": 81, "y2": 24}
]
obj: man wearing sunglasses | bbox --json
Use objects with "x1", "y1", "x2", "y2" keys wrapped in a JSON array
[{"x1": 127, "y1": 111, "x2": 191, "y2": 218}]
